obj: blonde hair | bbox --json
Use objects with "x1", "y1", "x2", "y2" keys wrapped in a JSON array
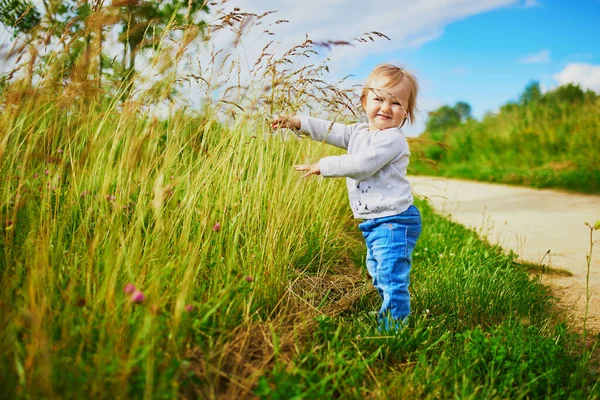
[{"x1": 360, "y1": 64, "x2": 419, "y2": 125}]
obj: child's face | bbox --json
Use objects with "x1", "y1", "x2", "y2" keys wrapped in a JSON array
[{"x1": 363, "y1": 76, "x2": 410, "y2": 131}]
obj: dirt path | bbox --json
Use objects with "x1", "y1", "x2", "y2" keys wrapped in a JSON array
[{"x1": 409, "y1": 176, "x2": 600, "y2": 333}]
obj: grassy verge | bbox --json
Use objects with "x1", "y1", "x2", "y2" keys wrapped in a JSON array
[
  {"x1": 410, "y1": 87, "x2": 600, "y2": 194},
  {"x1": 1, "y1": 97, "x2": 598, "y2": 399},
  {"x1": 412, "y1": 161, "x2": 600, "y2": 194}
]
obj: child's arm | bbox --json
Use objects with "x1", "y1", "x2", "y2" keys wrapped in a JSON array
[
  {"x1": 319, "y1": 129, "x2": 408, "y2": 181},
  {"x1": 271, "y1": 115, "x2": 353, "y2": 150}
]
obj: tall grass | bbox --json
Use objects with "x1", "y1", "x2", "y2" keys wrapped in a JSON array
[
  {"x1": 0, "y1": 87, "x2": 359, "y2": 396},
  {"x1": 1, "y1": 5, "x2": 599, "y2": 399}
]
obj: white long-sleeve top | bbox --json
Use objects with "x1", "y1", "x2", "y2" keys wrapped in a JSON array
[{"x1": 298, "y1": 116, "x2": 414, "y2": 220}]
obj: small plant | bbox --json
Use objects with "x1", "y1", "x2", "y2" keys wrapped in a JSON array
[{"x1": 583, "y1": 220, "x2": 600, "y2": 350}]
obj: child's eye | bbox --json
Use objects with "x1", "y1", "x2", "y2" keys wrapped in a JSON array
[{"x1": 374, "y1": 98, "x2": 382, "y2": 102}]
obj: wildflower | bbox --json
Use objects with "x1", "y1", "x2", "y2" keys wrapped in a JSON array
[
  {"x1": 213, "y1": 222, "x2": 221, "y2": 232},
  {"x1": 245, "y1": 276, "x2": 254, "y2": 283},
  {"x1": 106, "y1": 195, "x2": 116, "y2": 202},
  {"x1": 131, "y1": 290, "x2": 145, "y2": 303},
  {"x1": 123, "y1": 283, "x2": 136, "y2": 294},
  {"x1": 5, "y1": 220, "x2": 12, "y2": 228},
  {"x1": 185, "y1": 304, "x2": 194, "y2": 312},
  {"x1": 45, "y1": 169, "x2": 49, "y2": 175},
  {"x1": 57, "y1": 149, "x2": 63, "y2": 154},
  {"x1": 33, "y1": 173, "x2": 38, "y2": 179}
]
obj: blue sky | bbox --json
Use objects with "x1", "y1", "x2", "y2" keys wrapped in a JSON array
[
  {"x1": 362, "y1": 1, "x2": 600, "y2": 130},
  {"x1": 223, "y1": 0, "x2": 600, "y2": 135}
]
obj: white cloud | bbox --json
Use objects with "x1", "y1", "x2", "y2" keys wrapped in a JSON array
[
  {"x1": 553, "y1": 63, "x2": 600, "y2": 92},
  {"x1": 518, "y1": 49, "x2": 550, "y2": 64},
  {"x1": 190, "y1": 0, "x2": 522, "y2": 128},
  {"x1": 219, "y1": 0, "x2": 520, "y2": 77},
  {"x1": 520, "y1": 0, "x2": 541, "y2": 7}
]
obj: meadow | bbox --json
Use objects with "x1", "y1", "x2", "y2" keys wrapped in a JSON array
[
  {"x1": 1, "y1": 5, "x2": 599, "y2": 399},
  {"x1": 2, "y1": 82, "x2": 599, "y2": 399}
]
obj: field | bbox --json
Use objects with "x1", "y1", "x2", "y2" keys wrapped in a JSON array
[
  {"x1": 1, "y1": 5, "x2": 599, "y2": 399},
  {"x1": 1, "y1": 91, "x2": 599, "y2": 398}
]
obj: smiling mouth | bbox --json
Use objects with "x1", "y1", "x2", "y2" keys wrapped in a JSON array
[{"x1": 376, "y1": 114, "x2": 391, "y2": 119}]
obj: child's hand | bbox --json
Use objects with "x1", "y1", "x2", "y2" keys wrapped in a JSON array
[
  {"x1": 271, "y1": 115, "x2": 301, "y2": 131},
  {"x1": 294, "y1": 163, "x2": 321, "y2": 178}
]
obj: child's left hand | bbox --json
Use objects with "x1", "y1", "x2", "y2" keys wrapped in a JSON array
[{"x1": 294, "y1": 163, "x2": 321, "y2": 178}]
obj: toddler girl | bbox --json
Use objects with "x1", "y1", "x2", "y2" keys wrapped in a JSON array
[{"x1": 272, "y1": 64, "x2": 422, "y2": 330}]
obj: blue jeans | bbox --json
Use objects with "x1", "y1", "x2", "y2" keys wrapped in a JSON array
[{"x1": 358, "y1": 205, "x2": 422, "y2": 329}]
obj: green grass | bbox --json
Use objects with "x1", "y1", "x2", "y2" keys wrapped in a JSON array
[
  {"x1": 1, "y1": 94, "x2": 598, "y2": 399},
  {"x1": 410, "y1": 87, "x2": 600, "y2": 194}
]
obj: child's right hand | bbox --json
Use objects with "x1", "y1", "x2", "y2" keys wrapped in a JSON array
[{"x1": 271, "y1": 115, "x2": 301, "y2": 131}]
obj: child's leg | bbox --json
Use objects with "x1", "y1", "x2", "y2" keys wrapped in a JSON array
[
  {"x1": 376, "y1": 239, "x2": 413, "y2": 322},
  {"x1": 360, "y1": 206, "x2": 421, "y2": 327},
  {"x1": 381, "y1": 207, "x2": 421, "y2": 322}
]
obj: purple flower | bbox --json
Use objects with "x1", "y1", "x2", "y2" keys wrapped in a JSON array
[
  {"x1": 131, "y1": 290, "x2": 145, "y2": 303},
  {"x1": 213, "y1": 222, "x2": 221, "y2": 232},
  {"x1": 184, "y1": 304, "x2": 194, "y2": 312},
  {"x1": 245, "y1": 276, "x2": 254, "y2": 283},
  {"x1": 124, "y1": 283, "x2": 136, "y2": 294},
  {"x1": 33, "y1": 173, "x2": 39, "y2": 179},
  {"x1": 45, "y1": 169, "x2": 49, "y2": 175},
  {"x1": 5, "y1": 220, "x2": 12, "y2": 228},
  {"x1": 57, "y1": 149, "x2": 64, "y2": 154}
]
